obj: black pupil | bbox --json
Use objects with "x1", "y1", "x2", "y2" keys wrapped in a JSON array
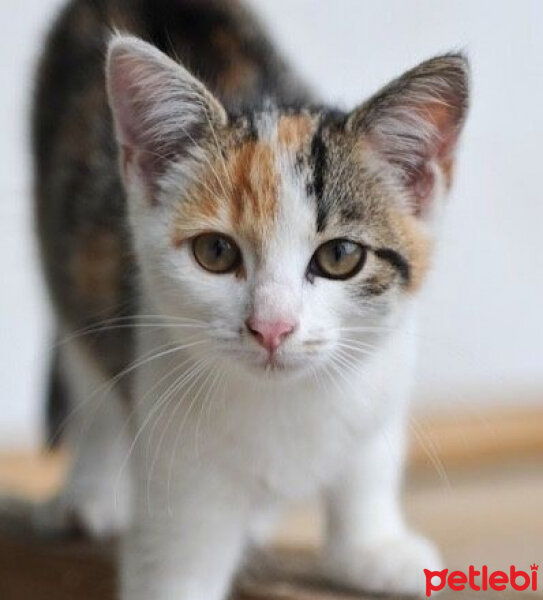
[
  {"x1": 333, "y1": 242, "x2": 346, "y2": 262},
  {"x1": 211, "y1": 237, "x2": 228, "y2": 259},
  {"x1": 332, "y1": 241, "x2": 356, "y2": 263}
]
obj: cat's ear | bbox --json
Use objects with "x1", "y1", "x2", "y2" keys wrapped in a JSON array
[
  {"x1": 106, "y1": 35, "x2": 227, "y2": 196},
  {"x1": 347, "y1": 54, "x2": 469, "y2": 217}
]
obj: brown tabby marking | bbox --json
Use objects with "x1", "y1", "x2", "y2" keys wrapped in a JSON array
[
  {"x1": 212, "y1": 29, "x2": 258, "y2": 98},
  {"x1": 72, "y1": 229, "x2": 123, "y2": 306}
]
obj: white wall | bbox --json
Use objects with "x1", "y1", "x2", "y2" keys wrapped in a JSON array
[{"x1": 1, "y1": 0, "x2": 542, "y2": 448}]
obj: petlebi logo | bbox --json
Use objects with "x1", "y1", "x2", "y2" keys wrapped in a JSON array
[{"x1": 424, "y1": 564, "x2": 539, "y2": 597}]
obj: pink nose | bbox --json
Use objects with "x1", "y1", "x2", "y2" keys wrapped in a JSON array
[{"x1": 246, "y1": 318, "x2": 296, "y2": 353}]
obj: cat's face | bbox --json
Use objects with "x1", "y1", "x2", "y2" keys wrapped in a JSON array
[{"x1": 107, "y1": 36, "x2": 468, "y2": 380}]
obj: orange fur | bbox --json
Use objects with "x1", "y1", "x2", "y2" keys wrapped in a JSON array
[
  {"x1": 228, "y1": 141, "x2": 278, "y2": 246},
  {"x1": 277, "y1": 114, "x2": 314, "y2": 152},
  {"x1": 173, "y1": 139, "x2": 279, "y2": 252},
  {"x1": 390, "y1": 210, "x2": 432, "y2": 293}
]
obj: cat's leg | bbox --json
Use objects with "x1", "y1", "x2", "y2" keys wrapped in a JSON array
[
  {"x1": 121, "y1": 469, "x2": 249, "y2": 600},
  {"x1": 34, "y1": 340, "x2": 132, "y2": 538},
  {"x1": 321, "y1": 414, "x2": 442, "y2": 596}
]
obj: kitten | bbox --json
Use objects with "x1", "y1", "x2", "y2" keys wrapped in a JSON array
[{"x1": 33, "y1": 0, "x2": 469, "y2": 598}]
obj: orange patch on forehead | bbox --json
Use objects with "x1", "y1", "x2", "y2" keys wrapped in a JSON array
[
  {"x1": 277, "y1": 114, "x2": 314, "y2": 152},
  {"x1": 173, "y1": 140, "x2": 279, "y2": 250},
  {"x1": 226, "y1": 140, "x2": 278, "y2": 245}
]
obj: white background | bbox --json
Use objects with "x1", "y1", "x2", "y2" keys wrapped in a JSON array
[{"x1": 1, "y1": 0, "x2": 542, "y2": 448}]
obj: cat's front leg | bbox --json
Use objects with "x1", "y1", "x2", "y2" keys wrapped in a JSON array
[
  {"x1": 33, "y1": 342, "x2": 132, "y2": 538},
  {"x1": 121, "y1": 472, "x2": 249, "y2": 600},
  {"x1": 321, "y1": 415, "x2": 442, "y2": 596}
]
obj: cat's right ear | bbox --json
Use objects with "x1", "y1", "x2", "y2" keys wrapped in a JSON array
[
  {"x1": 106, "y1": 35, "x2": 227, "y2": 199},
  {"x1": 346, "y1": 54, "x2": 469, "y2": 219}
]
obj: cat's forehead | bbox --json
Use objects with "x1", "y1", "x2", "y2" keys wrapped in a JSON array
[
  {"x1": 173, "y1": 109, "x2": 322, "y2": 251},
  {"x1": 173, "y1": 107, "x2": 401, "y2": 250}
]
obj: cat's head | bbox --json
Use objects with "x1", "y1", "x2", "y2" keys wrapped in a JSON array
[{"x1": 106, "y1": 35, "x2": 469, "y2": 380}]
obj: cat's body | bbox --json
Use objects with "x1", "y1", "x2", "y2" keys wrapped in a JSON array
[{"x1": 33, "y1": 1, "x2": 469, "y2": 598}]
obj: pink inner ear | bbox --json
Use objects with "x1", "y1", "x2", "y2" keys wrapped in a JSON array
[
  {"x1": 108, "y1": 48, "x2": 181, "y2": 192},
  {"x1": 350, "y1": 53, "x2": 468, "y2": 219},
  {"x1": 411, "y1": 166, "x2": 435, "y2": 217},
  {"x1": 404, "y1": 101, "x2": 462, "y2": 215},
  {"x1": 107, "y1": 40, "x2": 227, "y2": 200},
  {"x1": 426, "y1": 101, "x2": 462, "y2": 160}
]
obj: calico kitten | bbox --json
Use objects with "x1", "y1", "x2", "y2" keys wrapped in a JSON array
[{"x1": 33, "y1": 0, "x2": 469, "y2": 598}]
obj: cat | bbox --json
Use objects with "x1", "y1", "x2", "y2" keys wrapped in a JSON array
[{"x1": 32, "y1": 0, "x2": 469, "y2": 598}]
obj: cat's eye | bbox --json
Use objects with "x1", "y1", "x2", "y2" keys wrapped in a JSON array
[
  {"x1": 309, "y1": 239, "x2": 366, "y2": 280},
  {"x1": 192, "y1": 233, "x2": 241, "y2": 274}
]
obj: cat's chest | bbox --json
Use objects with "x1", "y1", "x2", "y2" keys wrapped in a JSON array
[{"x1": 209, "y1": 377, "x2": 379, "y2": 500}]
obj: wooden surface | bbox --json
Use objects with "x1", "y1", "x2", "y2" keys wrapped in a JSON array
[
  {"x1": 0, "y1": 532, "x2": 115, "y2": 600},
  {"x1": 0, "y1": 527, "x2": 540, "y2": 600}
]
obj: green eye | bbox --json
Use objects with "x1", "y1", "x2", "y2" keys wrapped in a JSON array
[
  {"x1": 192, "y1": 233, "x2": 241, "y2": 274},
  {"x1": 310, "y1": 238, "x2": 366, "y2": 280}
]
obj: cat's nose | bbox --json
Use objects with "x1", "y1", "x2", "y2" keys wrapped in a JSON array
[{"x1": 245, "y1": 318, "x2": 296, "y2": 354}]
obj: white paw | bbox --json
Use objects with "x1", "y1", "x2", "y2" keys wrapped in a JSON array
[
  {"x1": 33, "y1": 487, "x2": 131, "y2": 539},
  {"x1": 322, "y1": 532, "x2": 443, "y2": 596}
]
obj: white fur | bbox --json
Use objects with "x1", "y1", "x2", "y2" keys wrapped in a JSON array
[
  {"x1": 40, "y1": 36, "x2": 456, "y2": 599},
  {"x1": 34, "y1": 339, "x2": 132, "y2": 538}
]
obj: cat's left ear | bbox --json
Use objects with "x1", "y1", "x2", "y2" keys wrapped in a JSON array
[
  {"x1": 347, "y1": 54, "x2": 469, "y2": 218},
  {"x1": 106, "y1": 35, "x2": 227, "y2": 198}
]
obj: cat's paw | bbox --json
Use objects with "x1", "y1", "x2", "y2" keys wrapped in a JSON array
[
  {"x1": 322, "y1": 532, "x2": 443, "y2": 596},
  {"x1": 32, "y1": 489, "x2": 130, "y2": 539}
]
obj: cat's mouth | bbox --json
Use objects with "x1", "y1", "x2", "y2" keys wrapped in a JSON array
[
  {"x1": 235, "y1": 344, "x2": 327, "y2": 377},
  {"x1": 245, "y1": 355, "x2": 308, "y2": 379},
  {"x1": 212, "y1": 333, "x2": 330, "y2": 377},
  {"x1": 261, "y1": 354, "x2": 294, "y2": 372}
]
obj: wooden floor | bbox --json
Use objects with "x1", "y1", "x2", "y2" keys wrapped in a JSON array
[{"x1": 1, "y1": 409, "x2": 543, "y2": 599}]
